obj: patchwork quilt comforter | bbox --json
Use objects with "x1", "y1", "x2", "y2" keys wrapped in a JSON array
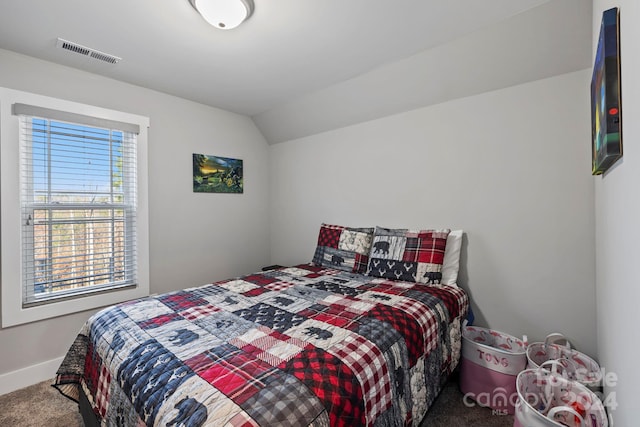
[{"x1": 54, "y1": 264, "x2": 468, "y2": 427}]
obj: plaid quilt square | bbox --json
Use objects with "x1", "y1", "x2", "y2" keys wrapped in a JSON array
[
  {"x1": 316, "y1": 223, "x2": 343, "y2": 247},
  {"x1": 230, "y1": 325, "x2": 308, "y2": 367},
  {"x1": 393, "y1": 298, "x2": 439, "y2": 356},
  {"x1": 186, "y1": 344, "x2": 277, "y2": 406},
  {"x1": 158, "y1": 291, "x2": 208, "y2": 311},
  {"x1": 295, "y1": 296, "x2": 368, "y2": 331},
  {"x1": 280, "y1": 347, "x2": 365, "y2": 427},
  {"x1": 264, "y1": 280, "x2": 296, "y2": 291},
  {"x1": 305, "y1": 311, "x2": 350, "y2": 330},
  {"x1": 306, "y1": 304, "x2": 361, "y2": 330},
  {"x1": 240, "y1": 371, "x2": 328, "y2": 427},
  {"x1": 242, "y1": 274, "x2": 278, "y2": 286},
  {"x1": 354, "y1": 316, "x2": 404, "y2": 356},
  {"x1": 312, "y1": 223, "x2": 374, "y2": 274},
  {"x1": 367, "y1": 304, "x2": 423, "y2": 366},
  {"x1": 402, "y1": 234, "x2": 446, "y2": 264},
  {"x1": 328, "y1": 334, "x2": 391, "y2": 424},
  {"x1": 361, "y1": 282, "x2": 407, "y2": 295},
  {"x1": 414, "y1": 284, "x2": 469, "y2": 320},
  {"x1": 187, "y1": 283, "x2": 228, "y2": 298},
  {"x1": 179, "y1": 304, "x2": 221, "y2": 321},
  {"x1": 366, "y1": 227, "x2": 450, "y2": 284},
  {"x1": 316, "y1": 294, "x2": 376, "y2": 318}
]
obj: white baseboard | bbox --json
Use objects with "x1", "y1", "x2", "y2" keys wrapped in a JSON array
[{"x1": 0, "y1": 356, "x2": 64, "y2": 396}]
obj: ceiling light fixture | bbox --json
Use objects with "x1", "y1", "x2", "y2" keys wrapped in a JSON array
[{"x1": 189, "y1": 0, "x2": 254, "y2": 30}]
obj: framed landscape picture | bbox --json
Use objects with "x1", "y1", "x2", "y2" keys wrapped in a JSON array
[
  {"x1": 193, "y1": 153, "x2": 243, "y2": 193},
  {"x1": 591, "y1": 7, "x2": 622, "y2": 175}
]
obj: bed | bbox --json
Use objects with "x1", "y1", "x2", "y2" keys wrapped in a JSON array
[{"x1": 54, "y1": 225, "x2": 468, "y2": 426}]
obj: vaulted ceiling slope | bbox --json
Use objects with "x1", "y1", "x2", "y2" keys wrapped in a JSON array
[{"x1": 0, "y1": 0, "x2": 591, "y2": 144}]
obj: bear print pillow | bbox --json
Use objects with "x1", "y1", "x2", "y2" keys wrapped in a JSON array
[
  {"x1": 366, "y1": 227, "x2": 450, "y2": 284},
  {"x1": 312, "y1": 223, "x2": 374, "y2": 274}
]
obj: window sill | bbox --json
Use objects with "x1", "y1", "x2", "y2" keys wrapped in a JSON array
[{"x1": 1, "y1": 282, "x2": 149, "y2": 328}]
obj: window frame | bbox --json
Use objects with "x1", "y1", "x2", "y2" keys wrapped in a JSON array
[{"x1": 1, "y1": 87, "x2": 150, "y2": 327}]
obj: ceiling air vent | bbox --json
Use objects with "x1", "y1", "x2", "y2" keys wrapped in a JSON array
[{"x1": 56, "y1": 38, "x2": 121, "y2": 64}]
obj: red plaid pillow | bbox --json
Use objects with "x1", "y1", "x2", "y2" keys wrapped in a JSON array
[{"x1": 366, "y1": 227, "x2": 450, "y2": 284}]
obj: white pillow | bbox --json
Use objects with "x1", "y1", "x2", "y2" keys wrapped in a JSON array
[{"x1": 441, "y1": 230, "x2": 463, "y2": 286}]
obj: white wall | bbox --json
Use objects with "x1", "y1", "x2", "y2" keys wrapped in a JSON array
[
  {"x1": 0, "y1": 49, "x2": 270, "y2": 393},
  {"x1": 593, "y1": 1, "x2": 640, "y2": 425},
  {"x1": 253, "y1": 0, "x2": 592, "y2": 145},
  {"x1": 270, "y1": 70, "x2": 597, "y2": 356}
]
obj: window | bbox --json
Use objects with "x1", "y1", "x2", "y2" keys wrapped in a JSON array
[
  {"x1": 20, "y1": 115, "x2": 137, "y2": 305},
  {"x1": 1, "y1": 88, "x2": 149, "y2": 327}
]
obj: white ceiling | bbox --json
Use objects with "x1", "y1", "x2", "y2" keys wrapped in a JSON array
[{"x1": 0, "y1": 0, "x2": 592, "y2": 144}]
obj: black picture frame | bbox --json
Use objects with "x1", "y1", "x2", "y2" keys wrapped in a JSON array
[
  {"x1": 193, "y1": 153, "x2": 243, "y2": 193},
  {"x1": 591, "y1": 7, "x2": 622, "y2": 175}
]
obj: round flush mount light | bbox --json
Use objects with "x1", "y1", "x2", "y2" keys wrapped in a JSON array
[{"x1": 189, "y1": 0, "x2": 254, "y2": 30}]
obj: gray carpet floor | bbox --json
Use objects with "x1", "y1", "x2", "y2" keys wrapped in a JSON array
[{"x1": 0, "y1": 376, "x2": 513, "y2": 426}]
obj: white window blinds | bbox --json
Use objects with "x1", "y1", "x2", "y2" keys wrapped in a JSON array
[{"x1": 16, "y1": 105, "x2": 139, "y2": 306}]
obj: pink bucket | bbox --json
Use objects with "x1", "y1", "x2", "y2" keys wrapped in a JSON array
[{"x1": 459, "y1": 326, "x2": 527, "y2": 414}]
